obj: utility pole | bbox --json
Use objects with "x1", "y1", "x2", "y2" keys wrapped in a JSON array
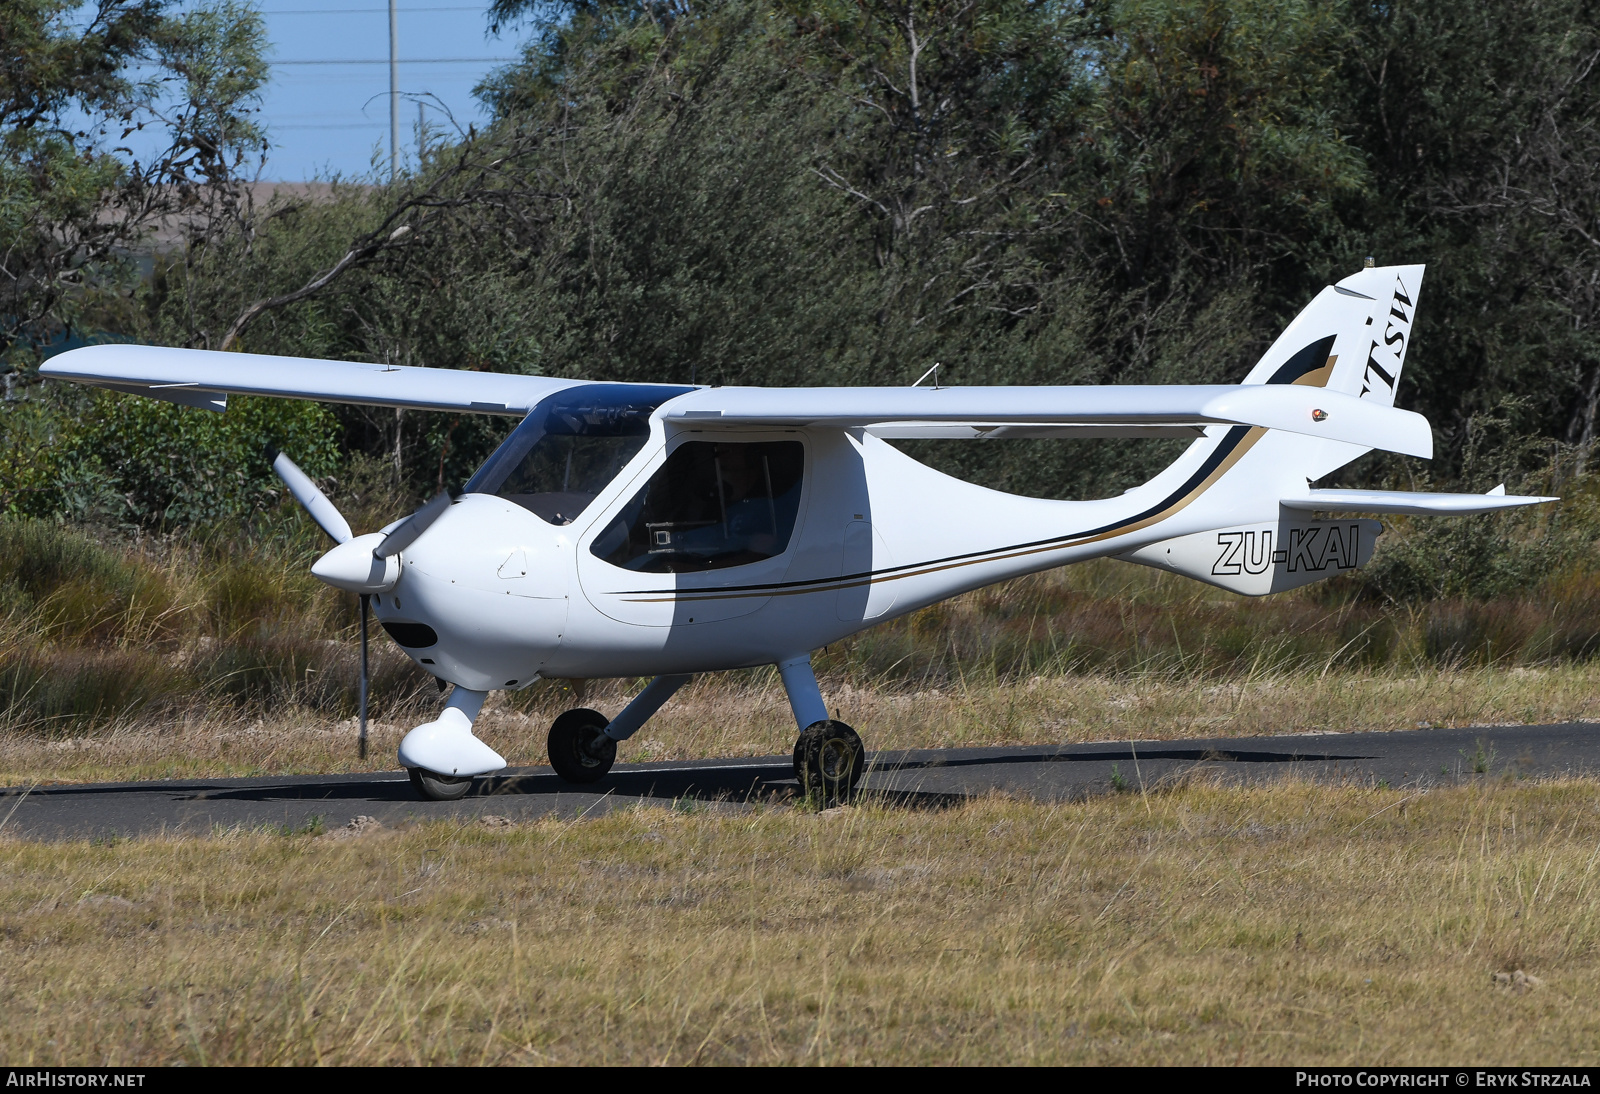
[{"x1": 388, "y1": 0, "x2": 399, "y2": 184}]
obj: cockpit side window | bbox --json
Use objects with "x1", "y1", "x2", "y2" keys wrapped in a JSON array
[
  {"x1": 465, "y1": 384, "x2": 690, "y2": 525},
  {"x1": 590, "y1": 440, "x2": 804, "y2": 573}
]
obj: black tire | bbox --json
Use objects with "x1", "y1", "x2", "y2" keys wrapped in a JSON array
[
  {"x1": 792, "y1": 720, "x2": 864, "y2": 804},
  {"x1": 408, "y1": 766, "x2": 473, "y2": 801},
  {"x1": 548, "y1": 707, "x2": 617, "y2": 784}
]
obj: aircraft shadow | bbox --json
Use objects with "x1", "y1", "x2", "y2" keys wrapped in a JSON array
[
  {"x1": 91, "y1": 764, "x2": 967, "y2": 812},
  {"x1": 2, "y1": 747, "x2": 1372, "y2": 813},
  {"x1": 869, "y1": 746, "x2": 1374, "y2": 771}
]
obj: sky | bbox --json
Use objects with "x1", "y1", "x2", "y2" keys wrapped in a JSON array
[{"x1": 245, "y1": 2, "x2": 524, "y2": 182}]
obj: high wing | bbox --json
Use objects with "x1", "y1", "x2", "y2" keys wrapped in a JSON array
[
  {"x1": 40, "y1": 344, "x2": 591, "y2": 416},
  {"x1": 662, "y1": 384, "x2": 1434, "y2": 458},
  {"x1": 1281, "y1": 486, "x2": 1556, "y2": 515},
  {"x1": 43, "y1": 345, "x2": 1432, "y2": 459}
]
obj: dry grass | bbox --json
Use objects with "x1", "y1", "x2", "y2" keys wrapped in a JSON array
[
  {"x1": 3, "y1": 779, "x2": 1599, "y2": 1064},
  {"x1": 9, "y1": 513, "x2": 1600, "y2": 787},
  {"x1": 6, "y1": 662, "x2": 1600, "y2": 787}
]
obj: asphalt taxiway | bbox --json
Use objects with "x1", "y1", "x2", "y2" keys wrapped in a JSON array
[{"x1": 3, "y1": 722, "x2": 1598, "y2": 839}]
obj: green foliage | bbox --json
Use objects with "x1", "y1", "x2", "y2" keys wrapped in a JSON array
[
  {"x1": 0, "y1": 390, "x2": 77, "y2": 519},
  {"x1": 0, "y1": 518, "x2": 179, "y2": 644},
  {"x1": 1358, "y1": 512, "x2": 1573, "y2": 604},
  {"x1": 0, "y1": 0, "x2": 279, "y2": 532},
  {"x1": 144, "y1": 0, "x2": 1388, "y2": 502},
  {"x1": 10, "y1": 0, "x2": 1600, "y2": 596},
  {"x1": 0, "y1": 0, "x2": 267, "y2": 357},
  {"x1": 1, "y1": 380, "x2": 339, "y2": 528},
  {"x1": 1338, "y1": 0, "x2": 1600, "y2": 454},
  {"x1": 73, "y1": 392, "x2": 341, "y2": 528}
]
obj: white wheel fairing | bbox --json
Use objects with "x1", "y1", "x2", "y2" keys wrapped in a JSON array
[{"x1": 397, "y1": 704, "x2": 505, "y2": 777}]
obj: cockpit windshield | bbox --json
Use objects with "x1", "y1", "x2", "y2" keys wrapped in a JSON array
[{"x1": 464, "y1": 383, "x2": 691, "y2": 525}]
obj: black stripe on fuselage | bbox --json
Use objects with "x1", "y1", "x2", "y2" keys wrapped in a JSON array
[{"x1": 610, "y1": 424, "x2": 1256, "y2": 601}]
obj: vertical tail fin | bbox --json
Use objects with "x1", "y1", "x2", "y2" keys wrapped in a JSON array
[
  {"x1": 1239, "y1": 263, "x2": 1425, "y2": 482},
  {"x1": 1115, "y1": 264, "x2": 1428, "y2": 593},
  {"x1": 1243, "y1": 264, "x2": 1423, "y2": 403}
]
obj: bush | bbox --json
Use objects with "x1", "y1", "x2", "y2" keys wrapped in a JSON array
[{"x1": 73, "y1": 391, "x2": 341, "y2": 529}]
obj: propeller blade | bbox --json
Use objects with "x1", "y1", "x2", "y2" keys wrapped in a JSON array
[
  {"x1": 358, "y1": 593, "x2": 370, "y2": 760},
  {"x1": 373, "y1": 490, "x2": 453, "y2": 559},
  {"x1": 270, "y1": 449, "x2": 353, "y2": 545}
]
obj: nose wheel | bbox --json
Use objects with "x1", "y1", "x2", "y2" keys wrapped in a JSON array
[
  {"x1": 793, "y1": 720, "x2": 864, "y2": 804},
  {"x1": 408, "y1": 767, "x2": 474, "y2": 801},
  {"x1": 548, "y1": 707, "x2": 617, "y2": 784}
]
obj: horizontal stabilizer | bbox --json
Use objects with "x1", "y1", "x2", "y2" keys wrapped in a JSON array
[{"x1": 1281, "y1": 487, "x2": 1556, "y2": 516}]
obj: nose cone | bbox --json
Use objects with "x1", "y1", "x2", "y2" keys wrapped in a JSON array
[{"x1": 311, "y1": 532, "x2": 401, "y2": 593}]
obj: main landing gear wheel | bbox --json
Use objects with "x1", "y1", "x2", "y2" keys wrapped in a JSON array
[
  {"x1": 793, "y1": 720, "x2": 864, "y2": 805},
  {"x1": 548, "y1": 707, "x2": 617, "y2": 784},
  {"x1": 409, "y1": 767, "x2": 474, "y2": 802}
]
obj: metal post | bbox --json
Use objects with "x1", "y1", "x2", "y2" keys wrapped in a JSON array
[
  {"x1": 418, "y1": 100, "x2": 426, "y2": 160},
  {"x1": 388, "y1": 0, "x2": 399, "y2": 184},
  {"x1": 358, "y1": 593, "x2": 370, "y2": 759}
]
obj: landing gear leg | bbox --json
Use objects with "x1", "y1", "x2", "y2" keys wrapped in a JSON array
[
  {"x1": 778, "y1": 655, "x2": 863, "y2": 804},
  {"x1": 547, "y1": 674, "x2": 692, "y2": 785}
]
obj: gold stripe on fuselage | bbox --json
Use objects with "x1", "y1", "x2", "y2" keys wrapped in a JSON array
[{"x1": 618, "y1": 425, "x2": 1271, "y2": 605}]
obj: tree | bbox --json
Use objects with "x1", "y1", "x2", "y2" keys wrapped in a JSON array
[
  {"x1": 0, "y1": 0, "x2": 267, "y2": 367},
  {"x1": 131, "y1": 0, "x2": 1600, "y2": 515},
  {"x1": 0, "y1": 1, "x2": 342, "y2": 525},
  {"x1": 1337, "y1": 0, "x2": 1600, "y2": 478}
]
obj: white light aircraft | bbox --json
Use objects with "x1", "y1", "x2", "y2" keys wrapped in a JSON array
[{"x1": 42, "y1": 263, "x2": 1555, "y2": 800}]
